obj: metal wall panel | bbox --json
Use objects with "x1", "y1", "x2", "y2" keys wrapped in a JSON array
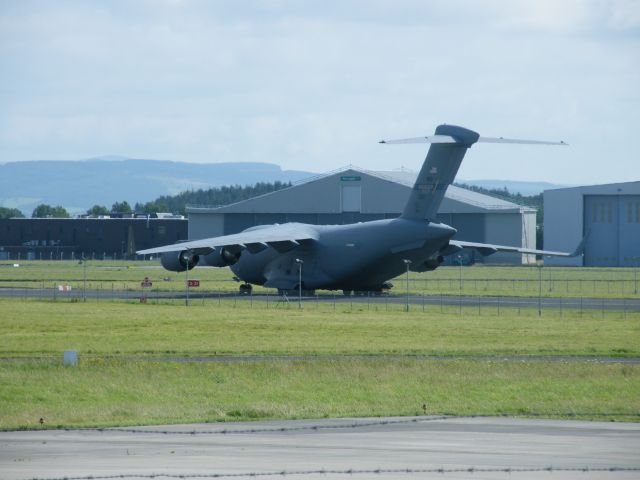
[
  {"x1": 584, "y1": 195, "x2": 619, "y2": 266},
  {"x1": 619, "y1": 195, "x2": 640, "y2": 267}
]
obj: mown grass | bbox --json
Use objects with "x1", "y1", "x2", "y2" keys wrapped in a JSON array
[
  {"x1": 1, "y1": 359, "x2": 637, "y2": 429},
  {"x1": 2, "y1": 299, "x2": 638, "y2": 358},
  {"x1": 1, "y1": 260, "x2": 638, "y2": 298}
]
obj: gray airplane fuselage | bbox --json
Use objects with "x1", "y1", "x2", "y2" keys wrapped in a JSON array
[
  {"x1": 141, "y1": 124, "x2": 572, "y2": 291},
  {"x1": 229, "y1": 218, "x2": 456, "y2": 291}
]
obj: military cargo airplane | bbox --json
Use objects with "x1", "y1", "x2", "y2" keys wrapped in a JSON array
[{"x1": 138, "y1": 124, "x2": 581, "y2": 295}]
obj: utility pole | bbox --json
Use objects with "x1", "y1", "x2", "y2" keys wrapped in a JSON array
[
  {"x1": 457, "y1": 255, "x2": 463, "y2": 314},
  {"x1": 537, "y1": 260, "x2": 543, "y2": 316},
  {"x1": 295, "y1": 258, "x2": 304, "y2": 309},
  {"x1": 403, "y1": 259, "x2": 412, "y2": 312},
  {"x1": 81, "y1": 254, "x2": 87, "y2": 302},
  {"x1": 185, "y1": 251, "x2": 191, "y2": 307}
]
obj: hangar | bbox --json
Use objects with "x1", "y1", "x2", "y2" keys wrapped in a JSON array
[
  {"x1": 544, "y1": 181, "x2": 640, "y2": 267},
  {"x1": 0, "y1": 217, "x2": 187, "y2": 261},
  {"x1": 187, "y1": 168, "x2": 537, "y2": 264}
]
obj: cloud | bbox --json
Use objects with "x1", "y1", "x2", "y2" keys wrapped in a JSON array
[{"x1": 0, "y1": 0, "x2": 638, "y2": 184}]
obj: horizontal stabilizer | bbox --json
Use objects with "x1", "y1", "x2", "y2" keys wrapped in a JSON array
[{"x1": 380, "y1": 135, "x2": 567, "y2": 146}]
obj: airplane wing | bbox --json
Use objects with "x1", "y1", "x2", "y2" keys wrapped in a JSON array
[
  {"x1": 445, "y1": 236, "x2": 587, "y2": 258},
  {"x1": 136, "y1": 223, "x2": 318, "y2": 256}
]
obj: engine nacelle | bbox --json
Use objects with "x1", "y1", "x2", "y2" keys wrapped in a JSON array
[
  {"x1": 160, "y1": 251, "x2": 199, "y2": 272},
  {"x1": 411, "y1": 255, "x2": 444, "y2": 272},
  {"x1": 203, "y1": 247, "x2": 241, "y2": 267}
]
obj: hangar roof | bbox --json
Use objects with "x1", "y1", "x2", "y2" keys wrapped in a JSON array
[
  {"x1": 544, "y1": 180, "x2": 640, "y2": 195},
  {"x1": 187, "y1": 167, "x2": 533, "y2": 215}
]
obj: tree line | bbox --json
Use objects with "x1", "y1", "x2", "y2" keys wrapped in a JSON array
[
  {"x1": 0, "y1": 181, "x2": 292, "y2": 219},
  {"x1": 453, "y1": 182, "x2": 544, "y2": 248}
]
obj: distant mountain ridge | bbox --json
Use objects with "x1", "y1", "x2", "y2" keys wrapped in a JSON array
[
  {"x1": 1, "y1": 157, "x2": 568, "y2": 216},
  {"x1": 0, "y1": 158, "x2": 313, "y2": 216}
]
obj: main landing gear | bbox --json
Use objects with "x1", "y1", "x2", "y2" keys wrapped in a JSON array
[{"x1": 239, "y1": 283, "x2": 253, "y2": 295}]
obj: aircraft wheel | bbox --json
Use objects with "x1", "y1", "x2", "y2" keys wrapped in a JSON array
[{"x1": 239, "y1": 283, "x2": 252, "y2": 295}]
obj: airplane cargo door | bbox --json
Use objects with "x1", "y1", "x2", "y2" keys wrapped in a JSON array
[{"x1": 341, "y1": 185, "x2": 361, "y2": 212}]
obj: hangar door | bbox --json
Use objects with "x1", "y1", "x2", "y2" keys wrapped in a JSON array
[
  {"x1": 584, "y1": 195, "x2": 640, "y2": 266},
  {"x1": 341, "y1": 185, "x2": 361, "y2": 212}
]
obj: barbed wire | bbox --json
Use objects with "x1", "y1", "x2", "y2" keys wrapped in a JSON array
[{"x1": 25, "y1": 466, "x2": 640, "y2": 480}]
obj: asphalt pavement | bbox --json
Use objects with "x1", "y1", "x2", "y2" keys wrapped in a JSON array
[
  {"x1": 1, "y1": 286, "x2": 639, "y2": 312},
  {"x1": 1, "y1": 416, "x2": 639, "y2": 480}
]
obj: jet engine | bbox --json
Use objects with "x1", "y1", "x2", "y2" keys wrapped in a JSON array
[
  {"x1": 203, "y1": 247, "x2": 241, "y2": 267},
  {"x1": 411, "y1": 255, "x2": 444, "y2": 272},
  {"x1": 160, "y1": 251, "x2": 199, "y2": 272}
]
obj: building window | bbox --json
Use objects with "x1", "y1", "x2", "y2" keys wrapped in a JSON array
[{"x1": 607, "y1": 202, "x2": 612, "y2": 223}]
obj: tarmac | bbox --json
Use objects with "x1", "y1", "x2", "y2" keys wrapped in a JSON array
[
  {"x1": 1, "y1": 416, "x2": 639, "y2": 480},
  {"x1": 1, "y1": 286, "x2": 639, "y2": 312}
]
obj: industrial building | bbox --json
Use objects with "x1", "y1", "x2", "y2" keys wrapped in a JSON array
[
  {"x1": 0, "y1": 217, "x2": 187, "y2": 261},
  {"x1": 187, "y1": 168, "x2": 537, "y2": 264},
  {"x1": 544, "y1": 181, "x2": 640, "y2": 267}
]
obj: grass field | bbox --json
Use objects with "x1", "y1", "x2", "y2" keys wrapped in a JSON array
[
  {"x1": 2, "y1": 300, "x2": 639, "y2": 358},
  {"x1": 0, "y1": 300, "x2": 640, "y2": 357},
  {"x1": 1, "y1": 359, "x2": 638, "y2": 429},
  {"x1": 1, "y1": 260, "x2": 639, "y2": 298},
  {"x1": 1, "y1": 265, "x2": 638, "y2": 429}
]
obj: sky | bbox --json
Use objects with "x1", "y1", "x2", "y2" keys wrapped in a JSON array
[{"x1": 1, "y1": 0, "x2": 639, "y2": 184}]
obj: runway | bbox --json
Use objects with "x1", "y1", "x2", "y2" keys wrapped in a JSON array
[
  {"x1": 1, "y1": 286, "x2": 639, "y2": 312},
  {"x1": 2, "y1": 416, "x2": 639, "y2": 480}
]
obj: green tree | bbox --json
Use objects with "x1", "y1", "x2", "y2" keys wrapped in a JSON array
[
  {"x1": 32, "y1": 204, "x2": 70, "y2": 218},
  {"x1": 0, "y1": 207, "x2": 24, "y2": 219},
  {"x1": 111, "y1": 201, "x2": 132, "y2": 213},
  {"x1": 134, "y1": 181, "x2": 292, "y2": 216},
  {"x1": 86, "y1": 204, "x2": 110, "y2": 216}
]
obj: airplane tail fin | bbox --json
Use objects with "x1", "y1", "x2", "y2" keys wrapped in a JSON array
[
  {"x1": 385, "y1": 124, "x2": 479, "y2": 221},
  {"x1": 380, "y1": 125, "x2": 567, "y2": 221}
]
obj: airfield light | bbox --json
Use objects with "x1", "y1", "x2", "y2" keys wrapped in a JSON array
[
  {"x1": 403, "y1": 259, "x2": 412, "y2": 312},
  {"x1": 295, "y1": 259, "x2": 304, "y2": 309}
]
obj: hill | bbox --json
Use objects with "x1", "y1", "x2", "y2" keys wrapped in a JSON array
[{"x1": 0, "y1": 158, "x2": 312, "y2": 216}]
